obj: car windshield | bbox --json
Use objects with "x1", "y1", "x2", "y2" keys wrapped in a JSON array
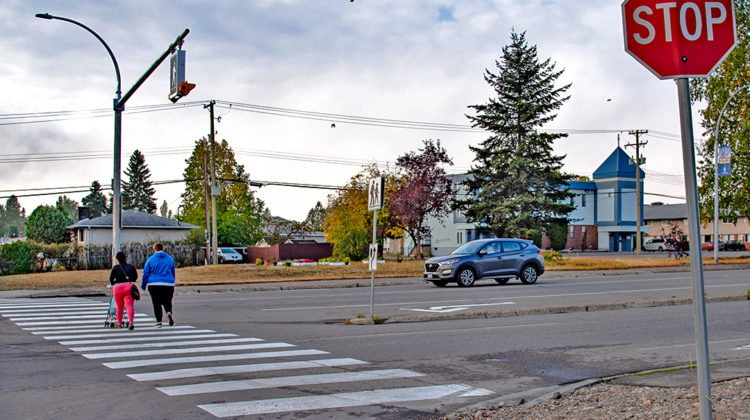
[
  {"x1": 451, "y1": 241, "x2": 485, "y2": 255},
  {"x1": 220, "y1": 248, "x2": 238, "y2": 254}
]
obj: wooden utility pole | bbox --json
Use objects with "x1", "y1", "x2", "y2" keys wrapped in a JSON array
[
  {"x1": 626, "y1": 130, "x2": 648, "y2": 254},
  {"x1": 203, "y1": 152, "x2": 211, "y2": 265},
  {"x1": 204, "y1": 100, "x2": 218, "y2": 265}
]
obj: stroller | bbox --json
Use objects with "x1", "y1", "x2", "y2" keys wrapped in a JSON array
[{"x1": 104, "y1": 295, "x2": 130, "y2": 328}]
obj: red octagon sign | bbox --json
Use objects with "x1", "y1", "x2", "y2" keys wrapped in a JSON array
[{"x1": 622, "y1": 0, "x2": 737, "y2": 79}]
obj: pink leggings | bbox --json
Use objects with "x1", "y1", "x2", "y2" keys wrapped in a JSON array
[{"x1": 113, "y1": 283, "x2": 135, "y2": 324}]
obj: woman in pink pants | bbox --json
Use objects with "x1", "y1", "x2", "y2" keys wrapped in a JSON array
[{"x1": 109, "y1": 251, "x2": 139, "y2": 330}]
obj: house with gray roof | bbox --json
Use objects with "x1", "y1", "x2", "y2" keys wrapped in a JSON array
[{"x1": 67, "y1": 209, "x2": 198, "y2": 247}]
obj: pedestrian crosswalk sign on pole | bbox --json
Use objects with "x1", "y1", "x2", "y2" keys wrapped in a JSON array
[
  {"x1": 367, "y1": 177, "x2": 384, "y2": 211},
  {"x1": 368, "y1": 244, "x2": 378, "y2": 271}
]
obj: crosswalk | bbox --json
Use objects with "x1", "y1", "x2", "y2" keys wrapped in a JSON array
[{"x1": 0, "y1": 297, "x2": 491, "y2": 417}]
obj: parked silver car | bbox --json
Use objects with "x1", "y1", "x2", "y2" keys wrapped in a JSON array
[
  {"x1": 643, "y1": 238, "x2": 667, "y2": 251},
  {"x1": 423, "y1": 238, "x2": 545, "y2": 287}
]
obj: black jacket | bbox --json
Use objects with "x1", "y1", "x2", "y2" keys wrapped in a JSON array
[{"x1": 109, "y1": 263, "x2": 138, "y2": 285}]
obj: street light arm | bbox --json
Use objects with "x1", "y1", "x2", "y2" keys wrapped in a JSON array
[{"x1": 35, "y1": 12, "x2": 122, "y2": 99}]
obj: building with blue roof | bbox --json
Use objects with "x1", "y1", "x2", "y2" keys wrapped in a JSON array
[{"x1": 419, "y1": 146, "x2": 646, "y2": 256}]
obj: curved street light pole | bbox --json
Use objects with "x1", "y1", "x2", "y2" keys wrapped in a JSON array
[
  {"x1": 35, "y1": 12, "x2": 124, "y2": 261},
  {"x1": 713, "y1": 85, "x2": 749, "y2": 264}
]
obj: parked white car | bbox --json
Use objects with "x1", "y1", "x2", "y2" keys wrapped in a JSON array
[
  {"x1": 218, "y1": 248, "x2": 243, "y2": 263},
  {"x1": 643, "y1": 238, "x2": 666, "y2": 252}
]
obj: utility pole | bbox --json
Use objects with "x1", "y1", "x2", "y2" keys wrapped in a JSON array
[
  {"x1": 626, "y1": 130, "x2": 647, "y2": 254},
  {"x1": 205, "y1": 100, "x2": 218, "y2": 265},
  {"x1": 203, "y1": 152, "x2": 211, "y2": 265}
]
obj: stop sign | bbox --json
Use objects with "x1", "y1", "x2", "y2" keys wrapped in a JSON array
[{"x1": 622, "y1": 0, "x2": 737, "y2": 79}]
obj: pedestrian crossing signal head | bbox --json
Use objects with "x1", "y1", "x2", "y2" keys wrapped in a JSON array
[{"x1": 169, "y1": 81, "x2": 196, "y2": 103}]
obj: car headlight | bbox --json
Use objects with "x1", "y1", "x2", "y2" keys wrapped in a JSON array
[{"x1": 438, "y1": 258, "x2": 460, "y2": 268}]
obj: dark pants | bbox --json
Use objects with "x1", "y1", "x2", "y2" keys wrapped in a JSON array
[{"x1": 147, "y1": 285, "x2": 174, "y2": 323}]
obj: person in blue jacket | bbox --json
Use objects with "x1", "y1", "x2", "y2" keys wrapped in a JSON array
[{"x1": 141, "y1": 242, "x2": 176, "y2": 327}]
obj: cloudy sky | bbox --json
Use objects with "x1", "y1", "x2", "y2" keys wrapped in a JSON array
[{"x1": 2, "y1": 0, "x2": 700, "y2": 221}]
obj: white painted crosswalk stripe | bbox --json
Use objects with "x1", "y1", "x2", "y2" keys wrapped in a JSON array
[
  {"x1": 0, "y1": 303, "x2": 108, "y2": 310},
  {"x1": 82, "y1": 342, "x2": 295, "y2": 359},
  {"x1": 42, "y1": 328, "x2": 210, "y2": 339},
  {"x1": 29, "y1": 325, "x2": 195, "y2": 334},
  {"x1": 59, "y1": 333, "x2": 236, "y2": 345},
  {"x1": 71, "y1": 337, "x2": 263, "y2": 352},
  {"x1": 158, "y1": 369, "x2": 423, "y2": 396},
  {"x1": 2, "y1": 310, "x2": 106, "y2": 317},
  {"x1": 17, "y1": 318, "x2": 154, "y2": 326},
  {"x1": 0, "y1": 306, "x2": 108, "y2": 314},
  {"x1": 128, "y1": 358, "x2": 368, "y2": 381},
  {"x1": 198, "y1": 384, "x2": 485, "y2": 417},
  {"x1": 10, "y1": 313, "x2": 150, "y2": 321},
  {"x1": 103, "y1": 349, "x2": 330, "y2": 369}
]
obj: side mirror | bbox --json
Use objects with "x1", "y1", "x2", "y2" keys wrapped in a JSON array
[{"x1": 477, "y1": 250, "x2": 486, "y2": 257}]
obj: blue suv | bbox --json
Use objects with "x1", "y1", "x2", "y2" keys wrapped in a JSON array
[{"x1": 423, "y1": 238, "x2": 545, "y2": 287}]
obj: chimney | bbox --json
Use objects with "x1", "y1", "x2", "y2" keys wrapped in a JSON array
[{"x1": 77, "y1": 206, "x2": 91, "y2": 221}]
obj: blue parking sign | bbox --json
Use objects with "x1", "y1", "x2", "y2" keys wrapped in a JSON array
[{"x1": 718, "y1": 164, "x2": 731, "y2": 177}]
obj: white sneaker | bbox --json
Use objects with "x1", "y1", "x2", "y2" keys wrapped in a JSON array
[{"x1": 154, "y1": 322, "x2": 162, "y2": 328}]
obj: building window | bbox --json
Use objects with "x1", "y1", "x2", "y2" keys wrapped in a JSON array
[
  {"x1": 78, "y1": 230, "x2": 85, "y2": 242},
  {"x1": 569, "y1": 225, "x2": 575, "y2": 238},
  {"x1": 704, "y1": 235, "x2": 711, "y2": 242},
  {"x1": 645, "y1": 220, "x2": 653, "y2": 225},
  {"x1": 662, "y1": 220, "x2": 671, "y2": 226},
  {"x1": 457, "y1": 231, "x2": 463, "y2": 244},
  {"x1": 581, "y1": 194, "x2": 586, "y2": 207}
]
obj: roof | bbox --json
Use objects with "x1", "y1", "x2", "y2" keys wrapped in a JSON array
[
  {"x1": 567, "y1": 180, "x2": 597, "y2": 190},
  {"x1": 643, "y1": 203, "x2": 686, "y2": 220},
  {"x1": 593, "y1": 147, "x2": 645, "y2": 179},
  {"x1": 67, "y1": 209, "x2": 198, "y2": 230}
]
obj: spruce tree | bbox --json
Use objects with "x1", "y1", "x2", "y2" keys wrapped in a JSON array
[
  {"x1": 82, "y1": 180, "x2": 108, "y2": 218},
  {"x1": 3, "y1": 195, "x2": 26, "y2": 237},
  {"x1": 122, "y1": 150, "x2": 157, "y2": 213},
  {"x1": 458, "y1": 31, "x2": 575, "y2": 238}
]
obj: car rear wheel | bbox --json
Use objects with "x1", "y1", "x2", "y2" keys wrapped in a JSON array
[
  {"x1": 456, "y1": 267, "x2": 476, "y2": 287},
  {"x1": 431, "y1": 280, "x2": 448, "y2": 287},
  {"x1": 494, "y1": 278, "x2": 509, "y2": 285},
  {"x1": 520, "y1": 264, "x2": 539, "y2": 284},
  {"x1": 658, "y1": 246, "x2": 664, "y2": 252}
]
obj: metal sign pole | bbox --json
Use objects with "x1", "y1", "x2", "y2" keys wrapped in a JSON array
[
  {"x1": 370, "y1": 210, "x2": 377, "y2": 319},
  {"x1": 676, "y1": 77, "x2": 712, "y2": 419},
  {"x1": 370, "y1": 210, "x2": 378, "y2": 319}
]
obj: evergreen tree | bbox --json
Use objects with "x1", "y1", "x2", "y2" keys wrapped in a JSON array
[
  {"x1": 0, "y1": 203, "x2": 6, "y2": 237},
  {"x1": 82, "y1": 180, "x2": 108, "y2": 218},
  {"x1": 122, "y1": 150, "x2": 157, "y2": 213},
  {"x1": 160, "y1": 200, "x2": 170, "y2": 219},
  {"x1": 458, "y1": 31, "x2": 575, "y2": 238},
  {"x1": 692, "y1": 0, "x2": 749, "y2": 221},
  {"x1": 304, "y1": 201, "x2": 326, "y2": 232},
  {"x1": 55, "y1": 195, "x2": 78, "y2": 224},
  {"x1": 3, "y1": 195, "x2": 26, "y2": 237}
]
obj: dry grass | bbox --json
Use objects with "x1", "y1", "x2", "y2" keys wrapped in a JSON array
[{"x1": 2, "y1": 256, "x2": 749, "y2": 291}]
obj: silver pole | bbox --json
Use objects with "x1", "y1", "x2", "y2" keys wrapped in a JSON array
[
  {"x1": 676, "y1": 78, "x2": 712, "y2": 420},
  {"x1": 713, "y1": 86, "x2": 749, "y2": 264},
  {"x1": 370, "y1": 210, "x2": 377, "y2": 319}
]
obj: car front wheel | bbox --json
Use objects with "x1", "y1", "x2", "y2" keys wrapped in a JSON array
[
  {"x1": 456, "y1": 267, "x2": 476, "y2": 287},
  {"x1": 520, "y1": 264, "x2": 539, "y2": 284}
]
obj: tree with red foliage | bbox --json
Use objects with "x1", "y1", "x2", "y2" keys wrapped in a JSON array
[{"x1": 389, "y1": 139, "x2": 453, "y2": 259}]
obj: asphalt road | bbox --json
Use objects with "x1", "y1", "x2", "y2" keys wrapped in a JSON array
[{"x1": 1, "y1": 268, "x2": 749, "y2": 419}]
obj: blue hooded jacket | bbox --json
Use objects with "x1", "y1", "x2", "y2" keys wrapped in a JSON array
[{"x1": 141, "y1": 251, "x2": 175, "y2": 290}]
